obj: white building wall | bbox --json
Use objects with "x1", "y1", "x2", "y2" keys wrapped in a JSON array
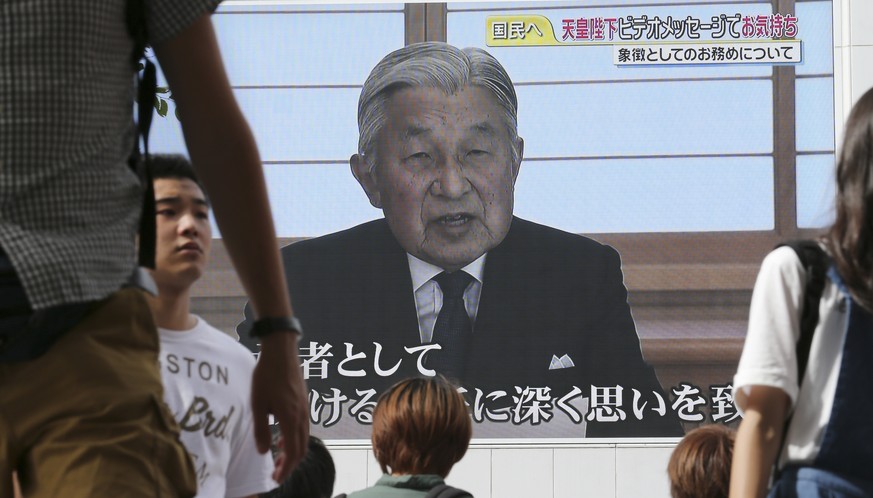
[
  {"x1": 329, "y1": 441, "x2": 676, "y2": 498},
  {"x1": 836, "y1": 0, "x2": 873, "y2": 144}
]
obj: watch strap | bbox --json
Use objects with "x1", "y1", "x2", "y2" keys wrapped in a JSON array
[{"x1": 250, "y1": 316, "x2": 303, "y2": 338}]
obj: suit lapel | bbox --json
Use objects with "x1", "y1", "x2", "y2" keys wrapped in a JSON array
[
  {"x1": 466, "y1": 218, "x2": 531, "y2": 383},
  {"x1": 369, "y1": 221, "x2": 423, "y2": 363}
]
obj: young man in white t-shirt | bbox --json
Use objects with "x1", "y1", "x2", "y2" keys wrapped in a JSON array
[{"x1": 148, "y1": 154, "x2": 276, "y2": 498}]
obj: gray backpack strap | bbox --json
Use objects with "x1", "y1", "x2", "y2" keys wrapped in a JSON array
[{"x1": 425, "y1": 484, "x2": 474, "y2": 498}]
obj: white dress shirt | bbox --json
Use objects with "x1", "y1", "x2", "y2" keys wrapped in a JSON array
[{"x1": 407, "y1": 253, "x2": 486, "y2": 344}]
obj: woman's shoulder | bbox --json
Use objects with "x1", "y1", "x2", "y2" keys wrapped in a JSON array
[
  {"x1": 763, "y1": 245, "x2": 805, "y2": 272},
  {"x1": 753, "y1": 245, "x2": 808, "y2": 295}
]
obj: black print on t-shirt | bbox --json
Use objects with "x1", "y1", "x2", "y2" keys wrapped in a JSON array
[
  {"x1": 189, "y1": 451, "x2": 210, "y2": 487},
  {"x1": 179, "y1": 396, "x2": 235, "y2": 440},
  {"x1": 161, "y1": 353, "x2": 229, "y2": 385}
]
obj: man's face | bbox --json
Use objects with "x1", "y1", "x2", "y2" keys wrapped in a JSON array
[
  {"x1": 152, "y1": 178, "x2": 212, "y2": 291},
  {"x1": 352, "y1": 85, "x2": 523, "y2": 271}
]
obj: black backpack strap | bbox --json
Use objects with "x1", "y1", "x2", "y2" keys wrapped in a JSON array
[
  {"x1": 125, "y1": 0, "x2": 148, "y2": 69},
  {"x1": 425, "y1": 484, "x2": 474, "y2": 498},
  {"x1": 772, "y1": 240, "x2": 829, "y2": 474},
  {"x1": 132, "y1": 62, "x2": 157, "y2": 269},
  {"x1": 777, "y1": 240, "x2": 828, "y2": 382},
  {"x1": 125, "y1": 0, "x2": 158, "y2": 269}
]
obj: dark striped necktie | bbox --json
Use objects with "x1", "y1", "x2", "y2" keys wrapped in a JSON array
[{"x1": 428, "y1": 270, "x2": 474, "y2": 381}]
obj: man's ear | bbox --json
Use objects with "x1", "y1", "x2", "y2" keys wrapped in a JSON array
[
  {"x1": 350, "y1": 153, "x2": 382, "y2": 208},
  {"x1": 511, "y1": 137, "x2": 524, "y2": 183}
]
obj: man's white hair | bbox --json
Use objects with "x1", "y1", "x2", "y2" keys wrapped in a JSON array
[{"x1": 357, "y1": 42, "x2": 520, "y2": 171}]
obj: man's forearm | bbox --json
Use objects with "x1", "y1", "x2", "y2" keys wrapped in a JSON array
[
  {"x1": 154, "y1": 14, "x2": 308, "y2": 476},
  {"x1": 154, "y1": 16, "x2": 293, "y2": 322},
  {"x1": 187, "y1": 122, "x2": 294, "y2": 320}
]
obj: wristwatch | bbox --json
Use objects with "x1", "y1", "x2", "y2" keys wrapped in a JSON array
[{"x1": 250, "y1": 316, "x2": 304, "y2": 338}]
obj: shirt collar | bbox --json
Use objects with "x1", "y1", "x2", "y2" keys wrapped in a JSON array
[{"x1": 407, "y1": 252, "x2": 486, "y2": 292}]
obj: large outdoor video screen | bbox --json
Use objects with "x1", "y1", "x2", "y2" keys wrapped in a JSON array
[{"x1": 150, "y1": 0, "x2": 836, "y2": 441}]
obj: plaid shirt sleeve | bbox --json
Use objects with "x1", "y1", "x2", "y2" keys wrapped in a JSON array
[{"x1": 147, "y1": 0, "x2": 223, "y2": 46}]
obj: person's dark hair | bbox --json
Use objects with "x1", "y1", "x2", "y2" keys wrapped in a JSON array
[
  {"x1": 261, "y1": 436, "x2": 336, "y2": 498},
  {"x1": 371, "y1": 376, "x2": 471, "y2": 478},
  {"x1": 827, "y1": 87, "x2": 873, "y2": 311},
  {"x1": 667, "y1": 424, "x2": 735, "y2": 498},
  {"x1": 146, "y1": 154, "x2": 209, "y2": 205}
]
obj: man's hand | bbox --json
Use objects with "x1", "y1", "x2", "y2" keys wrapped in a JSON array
[{"x1": 251, "y1": 332, "x2": 308, "y2": 482}]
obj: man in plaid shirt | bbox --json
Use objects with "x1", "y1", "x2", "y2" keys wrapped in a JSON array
[{"x1": 0, "y1": 2, "x2": 307, "y2": 496}]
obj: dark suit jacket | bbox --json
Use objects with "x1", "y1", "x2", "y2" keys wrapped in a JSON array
[{"x1": 240, "y1": 217, "x2": 680, "y2": 437}]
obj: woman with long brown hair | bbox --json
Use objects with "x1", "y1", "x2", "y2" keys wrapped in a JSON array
[{"x1": 730, "y1": 88, "x2": 873, "y2": 498}]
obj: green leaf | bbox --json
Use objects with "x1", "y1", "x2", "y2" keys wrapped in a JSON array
[
  {"x1": 158, "y1": 99, "x2": 169, "y2": 117},
  {"x1": 156, "y1": 86, "x2": 169, "y2": 94}
]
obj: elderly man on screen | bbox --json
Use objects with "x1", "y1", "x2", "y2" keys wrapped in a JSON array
[{"x1": 240, "y1": 42, "x2": 679, "y2": 437}]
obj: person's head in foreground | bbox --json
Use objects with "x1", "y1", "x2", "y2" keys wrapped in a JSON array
[
  {"x1": 372, "y1": 376, "x2": 472, "y2": 478},
  {"x1": 262, "y1": 436, "x2": 335, "y2": 498},
  {"x1": 827, "y1": 85, "x2": 873, "y2": 310},
  {"x1": 668, "y1": 424, "x2": 735, "y2": 498},
  {"x1": 350, "y1": 41, "x2": 524, "y2": 272},
  {"x1": 147, "y1": 154, "x2": 212, "y2": 294}
]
